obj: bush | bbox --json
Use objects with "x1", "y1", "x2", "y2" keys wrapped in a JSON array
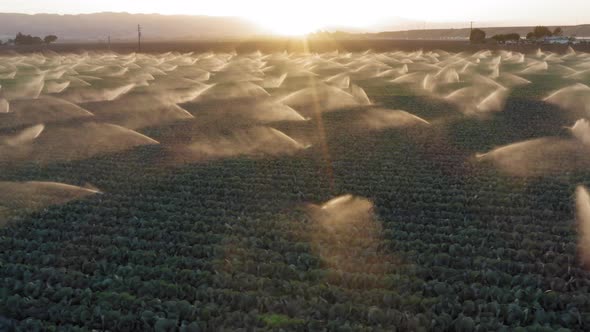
[
  {"x1": 44, "y1": 35, "x2": 58, "y2": 44},
  {"x1": 492, "y1": 33, "x2": 521, "y2": 44},
  {"x1": 533, "y1": 26, "x2": 553, "y2": 39}
]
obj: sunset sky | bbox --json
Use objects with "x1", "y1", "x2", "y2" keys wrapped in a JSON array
[{"x1": 2, "y1": 0, "x2": 589, "y2": 35}]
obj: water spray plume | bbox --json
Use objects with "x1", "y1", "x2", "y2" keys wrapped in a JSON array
[
  {"x1": 65, "y1": 76, "x2": 93, "y2": 87},
  {"x1": 0, "y1": 181, "x2": 101, "y2": 225},
  {"x1": 498, "y1": 73, "x2": 531, "y2": 87},
  {"x1": 567, "y1": 69, "x2": 590, "y2": 80},
  {"x1": 306, "y1": 195, "x2": 396, "y2": 275},
  {"x1": 43, "y1": 80, "x2": 71, "y2": 94},
  {"x1": 2, "y1": 74, "x2": 45, "y2": 100},
  {"x1": 279, "y1": 84, "x2": 363, "y2": 115},
  {"x1": 324, "y1": 73, "x2": 350, "y2": 89},
  {"x1": 571, "y1": 119, "x2": 590, "y2": 146},
  {"x1": 0, "y1": 71, "x2": 17, "y2": 79},
  {"x1": 556, "y1": 65, "x2": 578, "y2": 76},
  {"x1": 0, "y1": 99, "x2": 9, "y2": 113},
  {"x1": 520, "y1": 61, "x2": 548, "y2": 74},
  {"x1": 359, "y1": 108, "x2": 430, "y2": 131},
  {"x1": 390, "y1": 72, "x2": 425, "y2": 85},
  {"x1": 476, "y1": 88, "x2": 509, "y2": 113},
  {"x1": 86, "y1": 96, "x2": 194, "y2": 130},
  {"x1": 1, "y1": 124, "x2": 45, "y2": 147},
  {"x1": 7, "y1": 122, "x2": 160, "y2": 164},
  {"x1": 1, "y1": 96, "x2": 94, "y2": 128},
  {"x1": 180, "y1": 126, "x2": 308, "y2": 161},
  {"x1": 261, "y1": 73, "x2": 288, "y2": 89},
  {"x1": 60, "y1": 83, "x2": 136, "y2": 103},
  {"x1": 197, "y1": 82, "x2": 269, "y2": 101},
  {"x1": 309, "y1": 195, "x2": 374, "y2": 230},
  {"x1": 545, "y1": 84, "x2": 590, "y2": 114},
  {"x1": 351, "y1": 84, "x2": 372, "y2": 105},
  {"x1": 476, "y1": 137, "x2": 586, "y2": 176}
]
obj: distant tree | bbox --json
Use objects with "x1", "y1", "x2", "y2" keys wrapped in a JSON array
[
  {"x1": 44, "y1": 35, "x2": 58, "y2": 44},
  {"x1": 14, "y1": 32, "x2": 45, "y2": 45},
  {"x1": 526, "y1": 32, "x2": 535, "y2": 40},
  {"x1": 14, "y1": 32, "x2": 25, "y2": 45},
  {"x1": 553, "y1": 27, "x2": 563, "y2": 36},
  {"x1": 506, "y1": 33, "x2": 521, "y2": 41},
  {"x1": 491, "y1": 34, "x2": 504, "y2": 43},
  {"x1": 470, "y1": 28, "x2": 486, "y2": 44},
  {"x1": 533, "y1": 26, "x2": 553, "y2": 39},
  {"x1": 491, "y1": 33, "x2": 520, "y2": 44}
]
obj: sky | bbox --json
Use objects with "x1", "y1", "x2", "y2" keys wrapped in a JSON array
[{"x1": 2, "y1": 0, "x2": 589, "y2": 35}]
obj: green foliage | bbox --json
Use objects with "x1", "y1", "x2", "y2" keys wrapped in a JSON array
[
  {"x1": 0, "y1": 51, "x2": 589, "y2": 332},
  {"x1": 260, "y1": 314, "x2": 304, "y2": 328}
]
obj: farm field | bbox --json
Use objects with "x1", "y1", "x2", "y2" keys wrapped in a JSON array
[
  {"x1": 4, "y1": 39, "x2": 590, "y2": 56},
  {"x1": 1, "y1": 47, "x2": 590, "y2": 331}
]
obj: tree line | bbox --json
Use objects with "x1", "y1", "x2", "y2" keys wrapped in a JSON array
[
  {"x1": 0, "y1": 32, "x2": 58, "y2": 46},
  {"x1": 470, "y1": 26, "x2": 565, "y2": 44},
  {"x1": 469, "y1": 29, "x2": 522, "y2": 44},
  {"x1": 526, "y1": 26, "x2": 563, "y2": 40}
]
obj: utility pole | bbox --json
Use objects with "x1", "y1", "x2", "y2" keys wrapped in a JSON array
[
  {"x1": 108, "y1": 35, "x2": 111, "y2": 51},
  {"x1": 137, "y1": 24, "x2": 142, "y2": 53}
]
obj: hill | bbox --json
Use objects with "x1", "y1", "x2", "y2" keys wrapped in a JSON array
[
  {"x1": 0, "y1": 12, "x2": 266, "y2": 41},
  {"x1": 0, "y1": 12, "x2": 588, "y2": 42}
]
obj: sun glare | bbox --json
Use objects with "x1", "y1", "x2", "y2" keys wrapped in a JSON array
[
  {"x1": 256, "y1": 16, "x2": 322, "y2": 36},
  {"x1": 247, "y1": 3, "x2": 380, "y2": 36},
  {"x1": 272, "y1": 24, "x2": 316, "y2": 36}
]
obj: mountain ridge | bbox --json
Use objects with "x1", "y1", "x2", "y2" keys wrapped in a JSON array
[
  {"x1": 0, "y1": 12, "x2": 588, "y2": 42},
  {"x1": 0, "y1": 12, "x2": 266, "y2": 41}
]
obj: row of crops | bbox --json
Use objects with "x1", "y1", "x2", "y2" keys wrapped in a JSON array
[{"x1": 1, "y1": 48, "x2": 590, "y2": 330}]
